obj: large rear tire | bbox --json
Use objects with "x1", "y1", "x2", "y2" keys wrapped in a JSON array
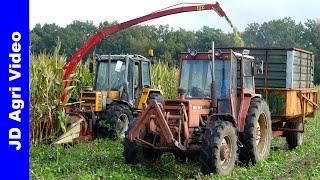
[
  {"x1": 285, "y1": 122, "x2": 303, "y2": 150},
  {"x1": 199, "y1": 121, "x2": 237, "y2": 175},
  {"x1": 95, "y1": 103, "x2": 133, "y2": 138},
  {"x1": 239, "y1": 98, "x2": 272, "y2": 164}
]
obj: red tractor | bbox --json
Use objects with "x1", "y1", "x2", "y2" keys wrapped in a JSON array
[{"x1": 124, "y1": 44, "x2": 272, "y2": 174}]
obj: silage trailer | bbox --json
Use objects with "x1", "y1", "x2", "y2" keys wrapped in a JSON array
[{"x1": 218, "y1": 47, "x2": 318, "y2": 149}]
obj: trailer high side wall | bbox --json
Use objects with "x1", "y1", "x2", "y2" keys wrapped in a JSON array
[{"x1": 218, "y1": 47, "x2": 318, "y2": 140}]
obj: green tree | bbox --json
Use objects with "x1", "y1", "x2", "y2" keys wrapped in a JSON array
[
  {"x1": 195, "y1": 26, "x2": 234, "y2": 50},
  {"x1": 30, "y1": 18, "x2": 320, "y2": 84},
  {"x1": 31, "y1": 23, "x2": 63, "y2": 54},
  {"x1": 60, "y1": 20, "x2": 97, "y2": 56},
  {"x1": 304, "y1": 19, "x2": 320, "y2": 83},
  {"x1": 243, "y1": 18, "x2": 305, "y2": 47}
]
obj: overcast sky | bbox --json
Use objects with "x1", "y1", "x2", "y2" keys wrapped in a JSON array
[{"x1": 30, "y1": 0, "x2": 320, "y2": 32}]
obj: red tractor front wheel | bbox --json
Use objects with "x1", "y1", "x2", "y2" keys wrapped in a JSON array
[{"x1": 199, "y1": 121, "x2": 237, "y2": 175}]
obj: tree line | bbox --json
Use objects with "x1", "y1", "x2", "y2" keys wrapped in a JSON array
[{"x1": 30, "y1": 18, "x2": 320, "y2": 83}]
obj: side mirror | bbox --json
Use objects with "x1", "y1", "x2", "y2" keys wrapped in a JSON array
[
  {"x1": 89, "y1": 60, "x2": 94, "y2": 73},
  {"x1": 253, "y1": 60, "x2": 264, "y2": 75}
]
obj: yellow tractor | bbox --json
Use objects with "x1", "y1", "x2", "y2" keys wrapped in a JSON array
[{"x1": 55, "y1": 54, "x2": 162, "y2": 144}]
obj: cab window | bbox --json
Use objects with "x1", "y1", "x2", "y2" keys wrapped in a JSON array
[
  {"x1": 243, "y1": 59, "x2": 253, "y2": 90},
  {"x1": 134, "y1": 62, "x2": 140, "y2": 89},
  {"x1": 142, "y1": 62, "x2": 151, "y2": 87}
]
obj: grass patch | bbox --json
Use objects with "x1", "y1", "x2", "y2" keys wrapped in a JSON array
[{"x1": 31, "y1": 112, "x2": 320, "y2": 179}]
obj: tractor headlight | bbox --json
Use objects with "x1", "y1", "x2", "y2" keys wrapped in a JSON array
[
  {"x1": 190, "y1": 50, "x2": 197, "y2": 57},
  {"x1": 214, "y1": 50, "x2": 221, "y2": 57}
]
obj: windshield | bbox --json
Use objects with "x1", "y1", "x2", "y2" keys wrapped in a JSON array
[
  {"x1": 179, "y1": 59, "x2": 230, "y2": 99},
  {"x1": 95, "y1": 60, "x2": 126, "y2": 91},
  {"x1": 180, "y1": 60, "x2": 213, "y2": 98}
]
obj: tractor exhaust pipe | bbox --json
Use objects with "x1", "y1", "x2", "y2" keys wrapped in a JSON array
[
  {"x1": 211, "y1": 42, "x2": 218, "y2": 112},
  {"x1": 178, "y1": 88, "x2": 187, "y2": 100}
]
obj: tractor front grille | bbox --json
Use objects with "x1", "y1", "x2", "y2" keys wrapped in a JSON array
[{"x1": 80, "y1": 91, "x2": 103, "y2": 112}]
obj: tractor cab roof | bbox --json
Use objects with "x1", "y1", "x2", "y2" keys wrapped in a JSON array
[
  {"x1": 96, "y1": 54, "x2": 151, "y2": 62},
  {"x1": 179, "y1": 50, "x2": 255, "y2": 61}
]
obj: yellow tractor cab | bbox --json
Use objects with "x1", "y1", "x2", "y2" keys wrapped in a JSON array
[{"x1": 76, "y1": 54, "x2": 162, "y2": 139}]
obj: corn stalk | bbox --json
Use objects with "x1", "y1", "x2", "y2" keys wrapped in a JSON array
[
  {"x1": 30, "y1": 42, "x2": 93, "y2": 144},
  {"x1": 151, "y1": 62, "x2": 178, "y2": 99}
]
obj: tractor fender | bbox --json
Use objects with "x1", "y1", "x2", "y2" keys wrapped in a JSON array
[
  {"x1": 137, "y1": 88, "x2": 163, "y2": 109},
  {"x1": 237, "y1": 94, "x2": 264, "y2": 132},
  {"x1": 211, "y1": 113, "x2": 237, "y2": 128},
  {"x1": 111, "y1": 100, "x2": 134, "y2": 111}
]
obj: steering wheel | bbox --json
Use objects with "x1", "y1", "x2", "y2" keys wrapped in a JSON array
[{"x1": 190, "y1": 86, "x2": 206, "y2": 98}]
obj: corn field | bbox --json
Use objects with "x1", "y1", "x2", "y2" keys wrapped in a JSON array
[
  {"x1": 30, "y1": 52, "x2": 177, "y2": 143},
  {"x1": 151, "y1": 62, "x2": 178, "y2": 99}
]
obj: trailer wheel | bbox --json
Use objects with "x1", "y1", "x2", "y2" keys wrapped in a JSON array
[
  {"x1": 124, "y1": 119, "x2": 161, "y2": 164},
  {"x1": 199, "y1": 121, "x2": 237, "y2": 175},
  {"x1": 285, "y1": 122, "x2": 303, "y2": 150},
  {"x1": 239, "y1": 98, "x2": 272, "y2": 164}
]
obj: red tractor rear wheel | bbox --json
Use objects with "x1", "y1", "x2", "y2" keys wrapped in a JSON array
[{"x1": 239, "y1": 98, "x2": 272, "y2": 164}]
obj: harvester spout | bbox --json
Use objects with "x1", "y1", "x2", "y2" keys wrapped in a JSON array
[{"x1": 212, "y1": 1, "x2": 226, "y2": 17}]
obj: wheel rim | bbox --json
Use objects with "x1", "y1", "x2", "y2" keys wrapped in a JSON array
[
  {"x1": 256, "y1": 122, "x2": 261, "y2": 144},
  {"x1": 256, "y1": 113, "x2": 268, "y2": 155},
  {"x1": 116, "y1": 113, "x2": 129, "y2": 137},
  {"x1": 220, "y1": 136, "x2": 232, "y2": 169}
]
